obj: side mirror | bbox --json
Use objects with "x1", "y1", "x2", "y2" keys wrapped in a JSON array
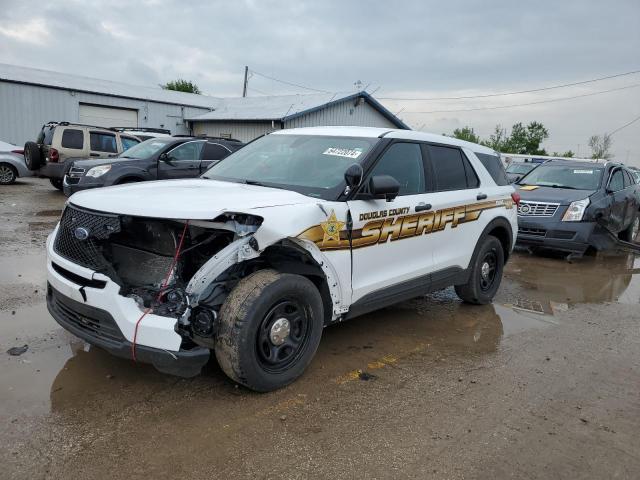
[
  {"x1": 369, "y1": 175, "x2": 400, "y2": 202},
  {"x1": 344, "y1": 163, "x2": 363, "y2": 188},
  {"x1": 159, "y1": 152, "x2": 169, "y2": 161}
]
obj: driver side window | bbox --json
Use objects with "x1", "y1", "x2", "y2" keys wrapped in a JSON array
[
  {"x1": 168, "y1": 141, "x2": 204, "y2": 161},
  {"x1": 368, "y1": 143, "x2": 425, "y2": 196},
  {"x1": 609, "y1": 169, "x2": 624, "y2": 192}
]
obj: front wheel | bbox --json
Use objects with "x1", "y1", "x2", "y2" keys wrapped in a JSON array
[
  {"x1": 0, "y1": 163, "x2": 17, "y2": 185},
  {"x1": 49, "y1": 177, "x2": 63, "y2": 190},
  {"x1": 214, "y1": 270, "x2": 324, "y2": 392},
  {"x1": 455, "y1": 235, "x2": 504, "y2": 305}
]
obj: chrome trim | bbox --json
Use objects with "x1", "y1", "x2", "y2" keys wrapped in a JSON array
[{"x1": 517, "y1": 200, "x2": 560, "y2": 217}]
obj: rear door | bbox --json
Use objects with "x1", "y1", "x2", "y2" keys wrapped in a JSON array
[
  {"x1": 347, "y1": 141, "x2": 435, "y2": 302},
  {"x1": 200, "y1": 142, "x2": 233, "y2": 173},
  {"x1": 157, "y1": 140, "x2": 204, "y2": 179},
  {"x1": 622, "y1": 170, "x2": 638, "y2": 229},
  {"x1": 89, "y1": 131, "x2": 119, "y2": 158},
  {"x1": 56, "y1": 127, "x2": 86, "y2": 162},
  {"x1": 606, "y1": 168, "x2": 627, "y2": 232}
]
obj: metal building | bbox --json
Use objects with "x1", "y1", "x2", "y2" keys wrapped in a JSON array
[
  {"x1": 187, "y1": 91, "x2": 409, "y2": 142},
  {"x1": 0, "y1": 63, "x2": 408, "y2": 146},
  {"x1": 0, "y1": 63, "x2": 218, "y2": 145}
]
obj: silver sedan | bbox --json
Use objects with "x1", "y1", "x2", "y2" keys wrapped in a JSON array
[{"x1": 0, "y1": 141, "x2": 33, "y2": 185}]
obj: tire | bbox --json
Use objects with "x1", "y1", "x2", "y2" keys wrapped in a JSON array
[
  {"x1": 0, "y1": 163, "x2": 17, "y2": 185},
  {"x1": 23, "y1": 141, "x2": 42, "y2": 170},
  {"x1": 455, "y1": 235, "x2": 504, "y2": 305},
  {"x1": 619, "y1": 213, "x2": 639, "y2": 243},
  {"x1": 214, "y1": 269, "x2": 324, "y2": 392},
  {"x1": 49, "y1": 177, "x2": 63, "y2": 190}
]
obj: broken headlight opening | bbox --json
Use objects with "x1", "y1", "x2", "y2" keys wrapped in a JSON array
[{"x1": 54, "y1": 205, "x2": 263, "y2": 344}]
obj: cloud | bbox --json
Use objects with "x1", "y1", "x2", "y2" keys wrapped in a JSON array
[{"x1": 0, "y1": 18, "x2": 49, "y2": 45}]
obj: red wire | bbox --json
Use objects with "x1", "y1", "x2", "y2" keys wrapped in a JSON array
[{"x1": 131, "y1": 220, "x2": 190, "y2": 362}]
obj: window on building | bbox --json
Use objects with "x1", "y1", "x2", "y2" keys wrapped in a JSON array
[
  {"x1": 90, "y1": 132, "x2": 117, "y2": 153},
  {"x1": 61, "y1": 129, "x2": 84, "y2": 149}
]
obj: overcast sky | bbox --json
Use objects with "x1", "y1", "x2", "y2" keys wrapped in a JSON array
[{"x1": 1, "y1": 0, "x2": 639, "y2": 162}]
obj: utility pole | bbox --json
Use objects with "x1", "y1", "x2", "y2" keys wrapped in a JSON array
[{"x1": 242, "y1": 66, "x2": 248, "y2": 97}]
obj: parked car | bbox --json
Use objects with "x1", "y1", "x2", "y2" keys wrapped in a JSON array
[
  {"x1": 111, "y1": 127, "x2": 172, "y2": 141},
  {"x1": 516, "y1": 160, "x2": 640, "y2": 256},
  {"x1": 63, "y1": 136, "x2": 244, "y2": 196},
  {"x1": 505, "y1": 160, "x2": 543, "y2": 183},
  {"x1": 0, "y1": 140, "x2": 32, "y2": 185},
  {"x1": 24, "y1": 122, "x2": 143, "y2": 190},
  {"x1": 46, "y1": 126, "x2": 518, "y2": 391}
]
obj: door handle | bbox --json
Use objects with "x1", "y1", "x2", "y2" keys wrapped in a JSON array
[
  {"x1": 476, "y1": 193, "x2": 488, "y2": 200},
  {"x1": 415, "y1": 203, "x2": 432, "y2": 212}
]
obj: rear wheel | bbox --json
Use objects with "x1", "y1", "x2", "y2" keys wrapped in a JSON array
[
  {"x1": 0, "y1": 163, "x2": 17, "y2": 185},
  {"x1": 23, "y1": 142, "x2": 42, "y2": 170},
  {"x1": 620, "y1": 213, "x2": 639, "y2": 243},
  {"x1": 455, "y1": 235, "x2": 504, "y2": 305},
  {"x1": 214, "y1": 269, "x2": 324, "y2": 392},
  {"x1": 49, "y1": 177, "x2": 63, "y2": 190}
]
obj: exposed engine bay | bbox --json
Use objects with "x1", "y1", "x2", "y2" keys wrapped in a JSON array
[{"x1": 53, "y1": 204, "x2": 264, "y2": 347}]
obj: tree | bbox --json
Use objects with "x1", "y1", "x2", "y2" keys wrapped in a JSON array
[
  {"x1": 451, "y1": 126, "x2": 480, "y2": 144},
  {"x1": 162, "y1": 79, "x2": 201, "y2": 94},
  {"x1": 552, "y1": 150, "x2": 575, "y2": 158},
  {"x1": 504, "y1": 121, "x2": 548, "y2": 155},
  {"x1": 588, "y1": 134, "x2": 613, "y2": 159},
  {"x1": 482, "y1": 124, "x2": 509, "y2": 151}
]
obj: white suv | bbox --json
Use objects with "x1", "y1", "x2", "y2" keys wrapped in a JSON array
[{"x1": 46, "y1": 127, "x2": 518, "y2": 391}]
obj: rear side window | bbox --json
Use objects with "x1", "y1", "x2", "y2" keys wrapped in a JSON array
[
  {"x1": 623, "y1": 170, "x2": 635, "y2": 187},
  {"x1": 37, "y1": 126, "x2": 55, "y2": 146},
  {"x1": 476, "y1": 152, "x2": 509, "y2": 186},
  {"x1": 90, "y1": 132, "x2": 117, "y2": 153},
  {"x1": 202, "y1": 143, "x2": 231, "y2": 160},
  {"x1": 121, "y1": 136, "x2": 140, "y2": 151},
  {"x1": 61, "y1": 129, "x2": 84, "y2": 149},
  {"x1": 427, "y1": 145, "x2": 475, "y2": 191}
]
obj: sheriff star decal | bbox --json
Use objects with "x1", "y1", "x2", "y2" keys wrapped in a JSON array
[{"x1": 320, "y1": 210, "x2": 345, "y2": 244}]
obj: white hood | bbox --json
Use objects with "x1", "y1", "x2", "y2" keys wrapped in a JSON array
[{"x1": 69, "y1": 179, "x2": 317, "y2": 219}]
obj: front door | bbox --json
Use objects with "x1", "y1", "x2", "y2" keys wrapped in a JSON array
[
  {"x1": 606, "y1": 168, "x2": 627, "y2": 233},
  {"x1": 158, "y1": 141, "x2": 204, "y2": 180},
  {"x1": 348, "y1": 142, "x2": 435, "y2": 303}
]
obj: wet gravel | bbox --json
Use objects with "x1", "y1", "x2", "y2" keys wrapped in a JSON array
[{"x1": 1, "y1": 178, "x2": 639, "y2": 479}]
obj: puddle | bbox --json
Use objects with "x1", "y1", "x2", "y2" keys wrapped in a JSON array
[{"x1": 34, "y1": 209, "x2": 62, "y2": 217}]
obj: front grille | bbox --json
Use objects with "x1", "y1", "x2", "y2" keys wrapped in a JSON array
[
  {"x1": 519, "y1": 227, "x2": 547, "y2": 237},
  {"x1": 53, "y1": 205, "x2": 121, "y2": 271},
  {"x1": 65, "y1": 176, "x2": 80, "y2": 185},
  {"x1": 517, "y1": 200, "x2": 560, "y2": 217},
  {"x1": 68, "y1": 167, "x2": 85, "y2": 178},
  {"x1": 48, "y1": 284, "x2": 125, "y2": 344}
]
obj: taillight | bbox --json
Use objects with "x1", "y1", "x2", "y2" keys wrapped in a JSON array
[
  {"x1": 11, "y1": 149, "x2": 24, "y2": 155},
  {"x1": 511, "y1": 192, "x2": 521, "y2": 206},
  {"x1": 49, "y1": 147, "x2": 59, "y2": 162}
]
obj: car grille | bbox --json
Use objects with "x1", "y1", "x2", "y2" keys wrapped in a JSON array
[
  {"x1": 53, "y1": 205, "x2": 121, "y2": 271},
  {"x1": 517, "y1": 201, "x2": 559, "y2": 217},
  {"x1": 48, "y1": 284, "x2": 125, "y2": 344},
  {"x1": 519, "y1": 227, "x2": 547, "y2": 237},
  {"x1": 68, "y1": 166, "x2": 85, "y2": 178}
]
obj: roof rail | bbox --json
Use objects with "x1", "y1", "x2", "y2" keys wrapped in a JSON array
[
  {"x1": 42, "y1": 121, "x2": 120, "y2": 131},
  {"x1": 173, "y1": 134, "x2": 242, "y2": 142},
  {"x1": 111, "y1": 127, "x2": 172, "y2": 134}
]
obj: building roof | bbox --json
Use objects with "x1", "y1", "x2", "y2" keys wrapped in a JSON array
[
  {"x1": 186, "y1": 91, "x2": 410, "y2": 129},
  {"x1": 0, "y1": 63, "x2": 220, "y2": 109}
]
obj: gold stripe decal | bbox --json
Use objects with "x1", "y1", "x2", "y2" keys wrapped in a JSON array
[{"x1": 298, "y1": 198, "x2": 513, "y2": 251}]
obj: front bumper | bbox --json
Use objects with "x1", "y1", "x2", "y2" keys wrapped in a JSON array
[
  {"x1": 37, "y1": 162, "x2": 66, "y2": 179},
  {"x1": 46, "y1": 227, "x2": 209, "y2": 377},
  {"x1": 63, "y1": 175, "x2": 104, "y2": 196},
  {"x1": 516, "y1": 218, "x2": 615, "y2": 254}
]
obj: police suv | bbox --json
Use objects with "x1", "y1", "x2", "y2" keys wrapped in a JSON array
[{"x1": 46, "y1": 127, "x2": 518, "y2": 391}]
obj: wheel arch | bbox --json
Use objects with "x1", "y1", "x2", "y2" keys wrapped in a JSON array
[{"x1": 477, "y1": 216, "x2": 514, "y2": 264}]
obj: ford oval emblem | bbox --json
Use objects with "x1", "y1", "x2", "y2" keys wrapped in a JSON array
[{"x1": 74, "y1": 227, "x2": 90, "y2": 241}]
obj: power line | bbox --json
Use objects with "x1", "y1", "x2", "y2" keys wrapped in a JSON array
[
  {"x1": 378, "y1": 69, "x2": 640, "y2": 101},
  {"x1": 609, "y1": 114, "x2": 640, "y2": 136},
  {"x1": 402, "y1": 83, "x2": 640, "y2": 114},
  {"x1": 249, "y1": 69, "x2": 334, "y2": 94}
]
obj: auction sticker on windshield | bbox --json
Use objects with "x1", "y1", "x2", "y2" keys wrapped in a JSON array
[
  {"x1": 573, "y1": 169, "x2": 594, "y2": 174},
  {"x1": 322, "y1": 147, "x2": 363, "y2": 159}
]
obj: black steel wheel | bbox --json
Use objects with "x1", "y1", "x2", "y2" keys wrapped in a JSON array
[
  {"x1": 455, "y1": 235, "x2": 504, "y2": 305},
  {"x1": 215, "y1": 270, "x2": 324, "y2": 392}
]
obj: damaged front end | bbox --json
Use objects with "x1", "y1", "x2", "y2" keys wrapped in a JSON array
[{"x1": 53, "y1": 203, "x2": 263, "y2": 349}]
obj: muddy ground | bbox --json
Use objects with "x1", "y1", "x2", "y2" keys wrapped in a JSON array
[{"x1": 1, "y1": 178, "x2": 639, "y2": 479}]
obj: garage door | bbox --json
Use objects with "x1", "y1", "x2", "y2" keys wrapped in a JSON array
[{"x1": 78, "y1": 104, "x2": 138, "y2": 128}]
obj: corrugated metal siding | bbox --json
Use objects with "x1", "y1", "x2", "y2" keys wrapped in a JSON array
[
  {"x1": 284, "y1": 98, "x2": 397, "y2": 129},
  {"x1": 0, "y1": 81, "x2": 211, "y2": 145},
  {"x1": 192, "y1": 121, "x2": 279, "y2": 142}
]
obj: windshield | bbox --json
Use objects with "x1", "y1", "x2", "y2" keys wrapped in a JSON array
[
  {"x1": 519, "y1": 164, "x2": 603, "y2": 190},
  {"x1": 119, "y1": 138, "x2": 173, "y2": 159},
  {"x1": 203, "y1": 134, "x2": 378, "y2": 199},
  {"x1": 507, "y1": 163, "x2": 537, "y2": 175}
]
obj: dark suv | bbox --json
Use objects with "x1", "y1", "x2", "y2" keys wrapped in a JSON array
[
  {"x1": 63, "y1": 136, "x2": 244, "y2": 196},
  {"x1": 516, "y1": 160, "x2": 640, "y2": 256}
]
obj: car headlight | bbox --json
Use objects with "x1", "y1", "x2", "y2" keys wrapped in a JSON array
[
  {"x1": 562, "y1": 198, "x2": 590, "y2": 222},
  {"x1": 86, "y1": 165, "x2": 112, "y2": 178}
]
